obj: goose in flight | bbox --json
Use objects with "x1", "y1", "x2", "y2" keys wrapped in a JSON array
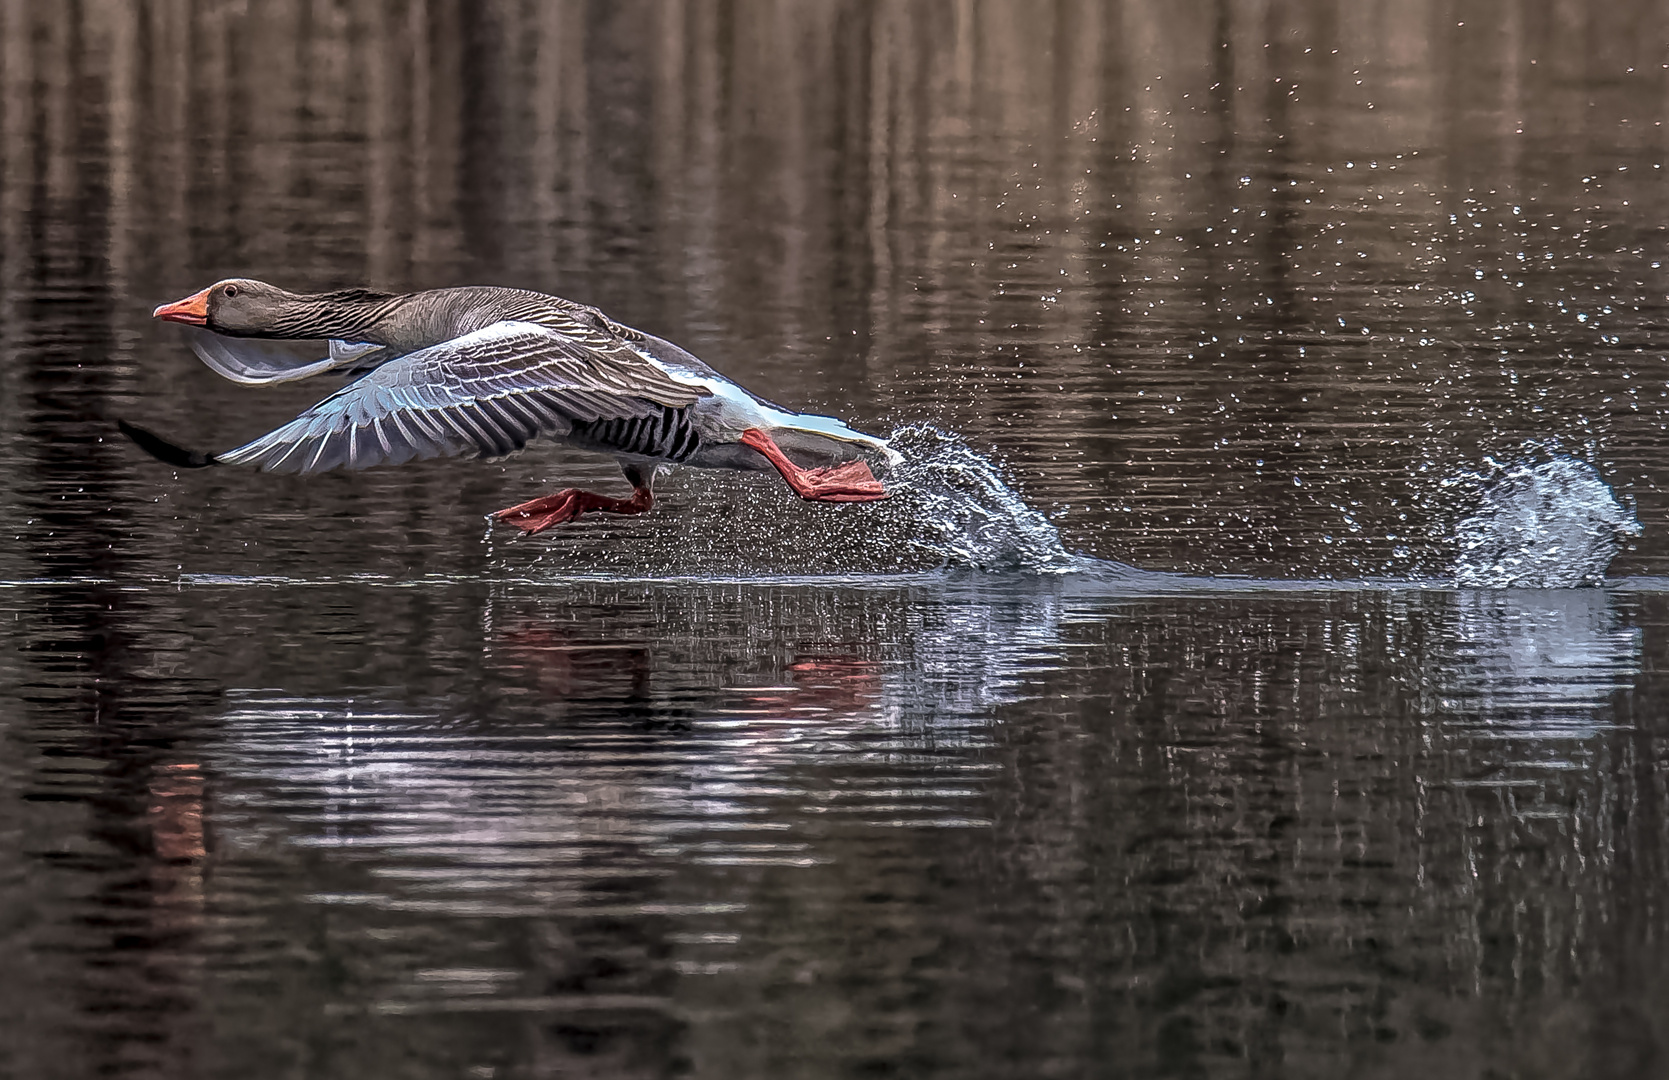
[{"x1": 121, "y1": 279, "x2": 893, "y2": 534}]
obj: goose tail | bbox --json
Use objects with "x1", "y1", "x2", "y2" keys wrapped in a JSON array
[{"x1": 117, "y1": 419, "x2": 218, "y2": 469}]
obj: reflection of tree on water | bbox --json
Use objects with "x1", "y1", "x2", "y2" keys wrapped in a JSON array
[
  {"x1": 192, "y1": 582, "x2": 1065, "y2": 1076},
  {"x1": 949, "y1": 589, "x2": 1661, "y2": 1079},
  {"x1": 184, "y1": 580, "x2": 1669, "y2": 1077},
  {"x1": 2, "y1": 572, "x2": 1663, "y2": 1076},
  {"x1": 0, "y1": 584, "x2": 221, "y2": 1079}
]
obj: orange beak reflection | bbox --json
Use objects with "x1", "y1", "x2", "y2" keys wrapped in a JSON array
[{"x1": 153, "y1": 287, "x2": 212, "y2": 326}]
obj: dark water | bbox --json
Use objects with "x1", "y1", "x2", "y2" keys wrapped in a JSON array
[{"x1": 5, "y1": 2, "x2": 1669, "y2": 1077}]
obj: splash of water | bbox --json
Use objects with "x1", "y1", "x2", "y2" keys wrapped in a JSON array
[
  {"x1": 513, "y1": 424, "x2": 1076, "y2": 577},
  {"x1": 511, "y1": 436, "x2": 1640, "y2": 587},
  {"x1": 880, "y1": 425, "x2": 1076, "y2": 574},
  {"x1": 1449, "y1": 456, "x2": 1639, "y2": 588}
]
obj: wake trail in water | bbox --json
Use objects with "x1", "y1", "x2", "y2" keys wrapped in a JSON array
[
  {"x1": 506, "y1": 426, "x2": 1639, "y2": 589},
  {"x1": 66, "y1": 449, "x2": 1648, "y2": 591},
  {"x1": 880, "y1": 435, "x2": 1639, "y2": 589}
]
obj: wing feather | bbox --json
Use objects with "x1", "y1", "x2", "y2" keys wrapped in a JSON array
[
  {"x1": 215, "y1": 321, "x2": 695, "y2": 473},
  {"x1": 381, "y1": 407, "x2": 425, "y2": 459}
]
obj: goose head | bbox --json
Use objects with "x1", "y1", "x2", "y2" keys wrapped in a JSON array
[{"x1": 153, "y1": 279, "x2": 396, "y2": 340}]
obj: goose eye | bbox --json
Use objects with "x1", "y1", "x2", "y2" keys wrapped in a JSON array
[{"x1": 223, "y1": 284, "x2": 240, "y2": 298}]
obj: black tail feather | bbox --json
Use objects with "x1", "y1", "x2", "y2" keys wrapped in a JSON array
[{"x1": 117, "y1": 419, "x2": 217, "y2": 469}]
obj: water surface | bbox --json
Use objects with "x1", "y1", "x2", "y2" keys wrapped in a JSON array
[{"x1": 3, "y1": 3, "x2": 1669, "y2": 1077}]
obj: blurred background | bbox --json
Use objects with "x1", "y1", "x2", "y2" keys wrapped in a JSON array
[
  {"x1": 5, "y1": 0, "x2": 1669, "y2": 577},
  {"x1": 4, "y1": 3, "x2": 1669, "y2": 1078}
]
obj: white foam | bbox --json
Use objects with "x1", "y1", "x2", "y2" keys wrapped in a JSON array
[
  {"x1": 1450, "y1": 456, "x2": 1639, "y2": 588},
  {"x1": 881, "y1": 425, "x2": 1075, "y2": 574}
]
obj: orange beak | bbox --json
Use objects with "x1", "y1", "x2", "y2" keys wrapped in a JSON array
[{"x1": 153, "y1": 287, "x2": 212, "y2": 326}]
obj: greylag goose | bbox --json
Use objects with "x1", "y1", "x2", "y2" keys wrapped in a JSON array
[{"x1": 121, "y1": 279, "x2": 894, "y2": 533}]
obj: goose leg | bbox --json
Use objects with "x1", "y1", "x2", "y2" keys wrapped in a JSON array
[
  {"x1": 492, "y1": 464, "x2": 656, "y2": 535},
  {"x1": 738, "y1": 428, "x2": 889, "y2": 503}
]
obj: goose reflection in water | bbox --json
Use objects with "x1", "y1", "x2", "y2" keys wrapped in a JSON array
[
  {"x1": 202, "y1": 580, "x2": 1075, "y2": 886},
  {"x1": 200, "y1": 582, "x2": 1651, "y2": 885},
  {"x1": 488, "y1": 621, "x2": 889, "y2": 731},
  {"x1": 192, "y1": 586, "x2": 1063, "y2": 1038},
  {"x1": 493, "y1": 624, "x2": 654, "y2": 705},
  {"x1": 156, "y1": 576, "x2": 1663, "y2": 1076}
]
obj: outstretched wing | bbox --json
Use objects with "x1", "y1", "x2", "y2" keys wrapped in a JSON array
[{"x1": 215, "y1": 321, "x2": 706, "y2": 474}]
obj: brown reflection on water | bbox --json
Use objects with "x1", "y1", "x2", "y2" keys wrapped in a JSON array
[
  {"x1": 0, "y1": 576, "x2": 1664, "y2": 1077},
  {"x1": 4, "y1": 3, "x2": 1669, "y2": 1079},
  {"x1": 4, "y1": 2, "x2": 1669, "y2": 576},
  {"x1": 496, "y1": 623, "x2": 654, "y2": 704}
]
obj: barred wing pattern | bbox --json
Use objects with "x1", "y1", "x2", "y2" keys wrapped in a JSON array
[
  {"x1": 486, "y1": 292, "x2": 712, "y2": 408},
  {"x1": 216, "y1": 321, "x2": 705, "y2": 474}
]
